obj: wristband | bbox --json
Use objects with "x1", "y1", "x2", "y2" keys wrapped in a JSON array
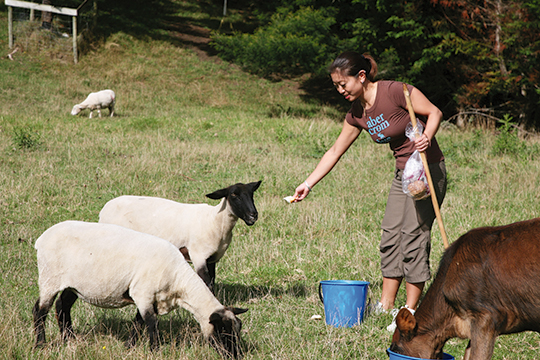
[{"x1": 305, "y1": 181, "x2": 312, "y2": 191}]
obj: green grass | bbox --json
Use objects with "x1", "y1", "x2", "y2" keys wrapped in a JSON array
[{"x1": 1, "y1": 5, "x2": 540, "y2": 360}]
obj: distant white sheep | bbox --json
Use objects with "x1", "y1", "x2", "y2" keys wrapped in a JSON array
[
  {"x1": 98, "y1": 181, "x2": 261, "y2": 292},
  {"x1": 71, "y1": 89, "x2": 115, "y2": 118},
  {"x1": 33, "y1": 220, "x2": 247, "y2": 358}
]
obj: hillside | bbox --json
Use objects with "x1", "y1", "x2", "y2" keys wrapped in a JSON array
[{"x1": 1, "y1": 2, "x2": 540, "y2": 360}]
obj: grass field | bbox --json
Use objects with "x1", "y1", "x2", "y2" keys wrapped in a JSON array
[{"x1": 1, "y1": 4, "x2": 540, "y2": 359}]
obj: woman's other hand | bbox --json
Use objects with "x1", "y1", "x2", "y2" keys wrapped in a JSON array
[{"x1": 414, "y1": 133, "x2": 431, "y2": 153}]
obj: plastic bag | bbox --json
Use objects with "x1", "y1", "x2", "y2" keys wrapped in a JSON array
[
  {"x1": 402, "y1": 150, "x2": 430, "y2": 200},
  {"x1": 405, "y1": 121, "x2": 423, "y2": 142},
  {"x1": 402, "y1": 121, "x2": 430, "y2": 200}
]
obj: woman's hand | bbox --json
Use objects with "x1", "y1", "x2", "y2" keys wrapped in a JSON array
[
  {"x1": 294, "y1": 182, "x2": 311, "y2": 202},
  {"x1": 414, "y1": 133, "x2": 431, "y2": 153}
]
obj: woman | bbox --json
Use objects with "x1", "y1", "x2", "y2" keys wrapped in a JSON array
[{"x1": 293, "y1": 51, "x2": 446, "y2": 331}]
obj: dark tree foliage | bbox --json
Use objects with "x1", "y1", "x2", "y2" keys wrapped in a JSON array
[
  {"x1": 211, "y1": 6, "x2": 340, "y2": 77},
  {"x1": 210, "y1": 0, "x2": 540, "y2": 129},
  {"x1": 424, "y1": 0, "x2": 540, "y2": 129}
]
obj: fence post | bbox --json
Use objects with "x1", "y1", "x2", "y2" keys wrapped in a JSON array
[
  {"x1": 72, "y1": 15, "x2": 78, "y2": 64},
  {"x1": 8, "y1": 6, "x2": 13, "y2": 49}
]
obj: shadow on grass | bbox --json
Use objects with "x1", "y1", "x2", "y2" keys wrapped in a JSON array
[
  {"x1": 94, "y1": 0, "x2": 350, "y2": 113},
  {"x1": 299, "y1": 75, "x2": 352, "y2": 115},
  {"x1": 86, "y1": 305, "x2": 255, "y2": 356},
  {"x1": 96, "y1": 0, "x2": 260, "y2": 54},
  {"x1": 215, "y1": 281, "x2": 310, "y2": 305}
]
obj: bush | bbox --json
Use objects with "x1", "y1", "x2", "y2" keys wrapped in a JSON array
[
  {"x1": 211, "y1": 6, "x2": 339, "y2": 77},
  {"x1": 12, "y1": 126, "x2": 42, "y2": 151},
  {"x1": 491, "y1": 115, "x2": 529, "y2": 160}
]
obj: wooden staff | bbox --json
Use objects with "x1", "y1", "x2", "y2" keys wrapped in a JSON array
[{"x1": 403, "y1": 84, "x2": 449, "y2": 249}]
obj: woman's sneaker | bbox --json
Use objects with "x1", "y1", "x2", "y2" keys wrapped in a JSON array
[
  {"x1": 368, "y1": 301, "x2": 389, "y2": 316},
  {"x1": 386, "y1": 305, "x2": 415, "y2": 332}
]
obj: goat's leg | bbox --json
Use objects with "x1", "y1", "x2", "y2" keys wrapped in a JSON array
[{"x1": 55, "y1": 289, "x2": 78, "y2": 341}]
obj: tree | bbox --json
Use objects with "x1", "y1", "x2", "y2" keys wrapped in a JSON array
[
  {"x1": 210, "y1": 0, "x2": 540, "y2": 128},
  {"x1": 426, "y1": 0, "x2": 540, "y2": 128}
]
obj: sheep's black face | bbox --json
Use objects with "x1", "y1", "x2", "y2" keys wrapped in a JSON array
[
  {"x1": 209, "y1": 307, "x2": 248, "y2": 359},
  {"x1": 206, "y1": 181, "x2": 261, "y2": 226}
]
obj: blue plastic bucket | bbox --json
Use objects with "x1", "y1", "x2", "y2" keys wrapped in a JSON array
[
  {"x1": 318, "y1": 280, "x2": 369, "y2": 327},
  {"x1": 387, "y1": 349, "x2": 455, "y2": 360}
]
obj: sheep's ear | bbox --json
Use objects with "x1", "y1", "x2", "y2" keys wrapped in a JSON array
[
  {"x1": 230, "y1": 307, "x2": 248, "y2": 315},
  {"x1": 248, "y1": 180, "x2": 262, "y2": 192},
  {"x1": 206, "y1": 188, "x2": 228, "y2": 200}
]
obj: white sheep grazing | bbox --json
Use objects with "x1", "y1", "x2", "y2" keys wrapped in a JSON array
[
  {"x1": 71, "y1": 89, "x2": 115, "y2": 118},
  {"x1": 98, "y1": 181, "x2": 261, "y2": 293},
  {"x1": 33, "y1": 220, "x2": 247, "y2": 358}
]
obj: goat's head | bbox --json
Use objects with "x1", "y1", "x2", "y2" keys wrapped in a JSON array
[
  {"x1": 206, "y1": 181, "x2": 261, "y2": 226},
  {"x1": 209, "y1": 307, "x2": 248, "y2": 359}
]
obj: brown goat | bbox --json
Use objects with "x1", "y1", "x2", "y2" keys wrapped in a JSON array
[{"x1": 390, "y1": 217, "x2": 540, "y2": 360}]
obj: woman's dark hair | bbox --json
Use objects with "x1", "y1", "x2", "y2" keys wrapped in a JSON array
[{"x1": 328, "y1": 51, "x2": 378, "y2": 82}]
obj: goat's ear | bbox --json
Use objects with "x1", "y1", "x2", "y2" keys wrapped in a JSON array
[
  {"x1": 396, "y1": 308, "x2": 417, "y2": 341},
  {"x1": 249, "y1": 180, "x2": 262, "y2": 192},
  {"x1": 206, "y1": 188, "x2": 229, "y2": 200}
]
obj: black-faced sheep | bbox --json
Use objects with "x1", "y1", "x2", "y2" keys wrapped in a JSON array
[
  {"x1": 98, "y1": 181, "x2": 261, "y2": 292},
  {"x1": 71, "y1": 89, "x2": 115, "y2": 118},
  {"x1": 33, "y1": 221, "x2": 247, "y2": 358}
]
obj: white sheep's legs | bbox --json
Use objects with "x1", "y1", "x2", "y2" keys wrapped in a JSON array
[
  {"x1": 193, "y1": 257, "x2": 214, "y2": 293},
  {"x1": 55, "y1": 289, "x2": 78, "y2": 341},
  {"x1": 145, "y1": 310, "x2": 159, "y2": 350},
  {"x1": 207, "y1": 261, "x2": 216, "y2": 292},
  {"x1": 127, "y1": 307, "x2": 159, "y2": 350},
  {"x1": 33, "y1": 294, "x2": 57, "y2": 347},
  {"x1": 127, "y1": 310, "x2": 145, "y2": 348}
]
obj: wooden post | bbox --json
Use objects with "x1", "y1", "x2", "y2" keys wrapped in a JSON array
[
  {"x1": 403, "y1": 84, "x2": 450, "y2": 249},
  {"x1": 72, "y1": 15, "x2": 78, "y2": 64},
  {"x1": 6, "y1": 0, "x2": 80, "y2": 61},
  {"x1": 8, "y1": 6, "x2": 13, "y2": 49}
]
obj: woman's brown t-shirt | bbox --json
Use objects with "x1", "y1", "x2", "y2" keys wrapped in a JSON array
[{"x1": 345, "y1": 80, "x2": 444, "y2": 170}]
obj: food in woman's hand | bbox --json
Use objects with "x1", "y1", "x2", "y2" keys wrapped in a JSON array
[{"x1": 283, "y1": 196, "x2": 297, "y2": 204}]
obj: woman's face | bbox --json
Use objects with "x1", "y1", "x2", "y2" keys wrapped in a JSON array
[{"x1": 331, "y1": 70, "x2": 364, "y2": 102}]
